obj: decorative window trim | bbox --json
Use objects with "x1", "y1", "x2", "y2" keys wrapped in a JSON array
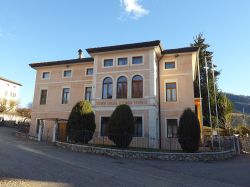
[
  {"x1": 116, "y1": 56, "x2": 129, "y2": 67},
  {"x1": 131, "y1": 73, "x2": 144, "y2": 99},
  {"x1": 39, "y1": 87, "x2": 48, "y2": 105},
  {"x1": 130, "y1": 55, "x2": 144, "y2": 66},
  {"x1": 116, "y1": 75, "x2": 128, "y2": 99},
  {"x1": 102, "y1": 58, "x2": 115, "y2": 68},
  {"x1": 62, "y1": 69, "x2": 73, "y2": 78},
  {"x1": 84, "y1": 85, "x2": 92, "y2": 101},
  {"x1": 165, "y1": 118, "x2": 179, "y2": 138},
  {"x1": 61, "y1": 86, "x2": 71, "y2": 105},
  {"x1": 101, "y1": 76, "x2": 113, "y2": 99},
  {"x1": 41, "y1": 71, "x2": 51, "y2": 80},
  {"x1": 85, "y1": 67, "x2": 94, "y2": 76},
  {"x1": 133, "y1": 115, "x2": 144, "y2": 138},
  {"x1": 99, "y1": 116, "x2": 110, "y2": 137},
  {"x1": 164, "y1": 79, "x2": 178, "y2": 102},
  {"x1": 163, "y1": 59, "x2": 177, "y2": 70}
]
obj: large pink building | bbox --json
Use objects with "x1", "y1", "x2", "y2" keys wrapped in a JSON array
[{"x1": 29, "y1": 40, "x2": 202, "y2": 149}]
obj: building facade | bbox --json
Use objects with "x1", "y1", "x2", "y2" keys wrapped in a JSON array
[{"x1": 29, "y1": 40, "x2": 202, "y2": 148}]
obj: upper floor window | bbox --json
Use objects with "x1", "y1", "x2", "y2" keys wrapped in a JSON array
[
  {"x1": 42, "y1": 72, "x2": 50, "y2": 79},
  {"x1": 117, "y1": 57, "x2": 128, "y2": 66},
  {"x1": 102, "y1": 77, "x2": 113, "y2": 99},
  {"x1": 62, "y1": 88, "x2": 70, "y2": 104},
  {"x1": 103, "y1": 59, "x2": 113, "y2": 67},
  {"x1": 132, "y1": 56, "x2": 143, "y2": 65},
  {"x1": 165, "y1": 61, "x2": 175, "y2": 69},
  {"x1": 134, "y1": 117, "x2": 143, "y2": 137},
  {"x1": 166, "y1": 82, "x2": 177, "y2": 102},
  {"x1": 117, "y1": 76, "x2": 127, "y2": 98},
  {"x1": 86, "y1": 68, "x2": 93, "y2": 75},
  {"x1": 167, "y1": 119, "x2": 178, "y2": 138},
  {"x1": 63, "y1": 70, "x2": 72, "y2": 78},
  {"x1": 132, "y1": 75, "x2": 143, "y2": 98},
  {"x1": 40, "y1": 89, "x2": 47, "y2": 105},
  {"x1": 85, "y1": 87, "x2": 92, "y2": 101}
]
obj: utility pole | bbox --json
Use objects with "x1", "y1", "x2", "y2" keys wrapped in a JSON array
[
  {"x1": 211, "y1": 61, "x2": 221, "y2": 150},
  {"x1": 205, "y1": 56, "x2": 214, "y2": 150}
]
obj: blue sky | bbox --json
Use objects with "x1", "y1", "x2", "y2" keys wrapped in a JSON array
[{"x1": 0, "y1": 0, "x2": 249, "y2": 107}]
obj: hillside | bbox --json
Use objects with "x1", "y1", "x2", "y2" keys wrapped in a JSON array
[{"x1": 225, "y1": 93, "x2": 250, "y2": 114}]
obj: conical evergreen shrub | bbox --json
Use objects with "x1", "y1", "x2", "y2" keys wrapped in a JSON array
[
  {"x1": 67, "y1": 100, "x2": 96, "y2": 143},
  {"x1": 108, "y1": 104, "x2": 134, "y2": 148},
  {"x1": 178, "y1": 108, "x2": 201, "y2": 152}
]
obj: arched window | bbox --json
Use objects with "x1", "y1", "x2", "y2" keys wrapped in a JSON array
[
  {"x1": 132, "y1": 75, "x2": 143, "y2": 98},
  {"x1": 102, "y1": 77, "x2": 113, "y2": 99},
  {"x1": 117, "y1": 76, "x2": 127, "y2": 98}
]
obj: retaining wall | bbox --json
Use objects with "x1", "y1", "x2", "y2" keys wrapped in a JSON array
[
  {"x1": 240, "y1": 137, "x2": 250, "y2": 153},
  {"x1": 56, "y1": 141, "x2": 236, "y2": 161}
]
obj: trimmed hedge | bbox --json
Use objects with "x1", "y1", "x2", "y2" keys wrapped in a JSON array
[
  {"x1": 178, "y1": 108, "x2": 201, "y2": 153},
  {"x1": 108, "y1": 104, "x2": 135, "y2": 148},
  {"x1": 67, "y1": 100, "x2": 96, "y2": 144}
]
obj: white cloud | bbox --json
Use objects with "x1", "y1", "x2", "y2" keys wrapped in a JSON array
[{"x1": 120, "y1": 0, "x2": 149, "y2": 19}]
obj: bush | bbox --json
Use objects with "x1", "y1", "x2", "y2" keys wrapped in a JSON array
[
  {"x1": 178, "y1": 108, "x2": 201, "y2": 152},
  {"x1": 107, "y1": 104, "x2": 135, "y2": 148},
  {"x1": 234, "y1": 125, "x2": 250, "y2": 136},
  {"x1": 67, "y1": 100, "x2": 96, "y2": 144}
]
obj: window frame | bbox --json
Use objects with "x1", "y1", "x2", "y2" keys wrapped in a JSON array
[
  {"x1": 41, "y1": 71, "x2": 51, "y2": 80},
  {"x1": 39, "y1": 88, "x2": 48, "y2": 105},
  {"x1": 116, "y1": 56, "x2": 128, "y2": 66},
  {"x1": 102, "y1": 77, "x2": 113, "y2": 99},
  {"x1": 62, "y1": 69, "x2": 72, "y2": 78},
  {"x1": 166, "y1": 118, "x2": 178, "y2": 138},
  {"x1": 116, "y1": 76, "x2": 128, "y2": 99},
  {"x1": 61, "y1": 87, "x2": 70, "y2": 104},
  {"x1": 165, "y1": 80, "x2": 178, "y2": 102},
  {"x1": 132, "y1": 75, "x2": 143, "y2": 98},
  {"x1": 100, "y1": 116, "x2": 110, "y2": 137},
  {"x1": 86, "y1": 68, "x2": 94, "y2": 76},
  {"x1": 164, "y1": 60, "x2": 177, "y2": 70},
  {"x1": 103, "y1": 58, "x2": 114, "y2": 68},
  {"x1": 133, "y1": 116, "x2": 144, "y2": 137},
  {"x1": 131, "y1": 55, "x2": 144, "y2": 65},
  {"x1": 84, "y1": 86, "x2": 92, "y2": 101}
]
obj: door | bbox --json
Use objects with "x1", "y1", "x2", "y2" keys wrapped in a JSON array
[{"x1": 58, "y1": 123, "x2": 67, "y2": 142}]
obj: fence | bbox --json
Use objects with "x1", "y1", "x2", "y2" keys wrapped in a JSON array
[
  {"x1": 0, "y1": 120, "x2": 30, "y2": 134},
  {"x1": 56, "y1": 129, "x2": 239, "y2": 152}
]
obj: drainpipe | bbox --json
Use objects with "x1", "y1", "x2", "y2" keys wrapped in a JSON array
[{"x1": 157, "y1": 54, "x2": 164, "y2": 149}]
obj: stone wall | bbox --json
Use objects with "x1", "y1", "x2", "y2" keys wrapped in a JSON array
[
  {"x1": 56, "y1": 141, "x2": 236, "y2": 161},
  {"x1": 240, "y1": 137, "x2": 250, "y2": 153}
]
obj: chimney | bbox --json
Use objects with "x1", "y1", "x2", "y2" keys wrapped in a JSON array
[{"x1": 78, "y1": 49, "x2": 83, "y2": 59}]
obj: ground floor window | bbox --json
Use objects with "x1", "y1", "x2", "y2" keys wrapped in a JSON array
[
  {"x1": 134, "y1": 116, "x2": 143, "y2": 137},
  {"x1": 167, "y1": 119, "x2": 178, "y2": 138},
  {"x1": 100, "y1": 117, "x2": 110, "y2": 136},
  {"x1": 85, "y1": 87, "x2": 92, "y2": 101}
]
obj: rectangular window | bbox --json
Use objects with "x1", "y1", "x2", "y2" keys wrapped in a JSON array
[
  {"x1": 62, "y1": 88, "x2": 70, "y2": 104},
  {"x1": 40, "y1": 89, "x2": 47, "y2": 105},
  {"x1": 166, "y1": 82, "x2": 177, "y2": 102},
  {"x1": 132, "y1": 56, "x2": 143, "y2": 64},
  {"x1": 63, "y1": 70, "x2": 72, "y2": 77},
  {"x1": 104, "y1": 59, "x2": 113, "y2": 67},
  {"x1": 165, "y1": 61, "x2": 175, "y2": 69},
  {"x1": 117, "y1": 57, "x2": 128, "y2": 66},
  {"x1": 85, "y1": 87, "x2": 92, "y2": 101},
  {"x1": 101, "y1": 117, "x2": 110, "y2": 136},
  {"x1": 86, "y1": 68, "x2": 93, "y2": 75},
  {"x1": 167, "y1": 119, "x2": 178, "y2": 138},
  {"x1": 134, "y1": 117, "x2": 143, "y2": 137},
  {"x1": 42, "y1": 72, "x2": 50, "y2": 79}
]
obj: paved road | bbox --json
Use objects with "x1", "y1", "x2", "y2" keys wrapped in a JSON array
[{"x1": 0, "y1": 127, "x2": 250, "y2": 187}]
